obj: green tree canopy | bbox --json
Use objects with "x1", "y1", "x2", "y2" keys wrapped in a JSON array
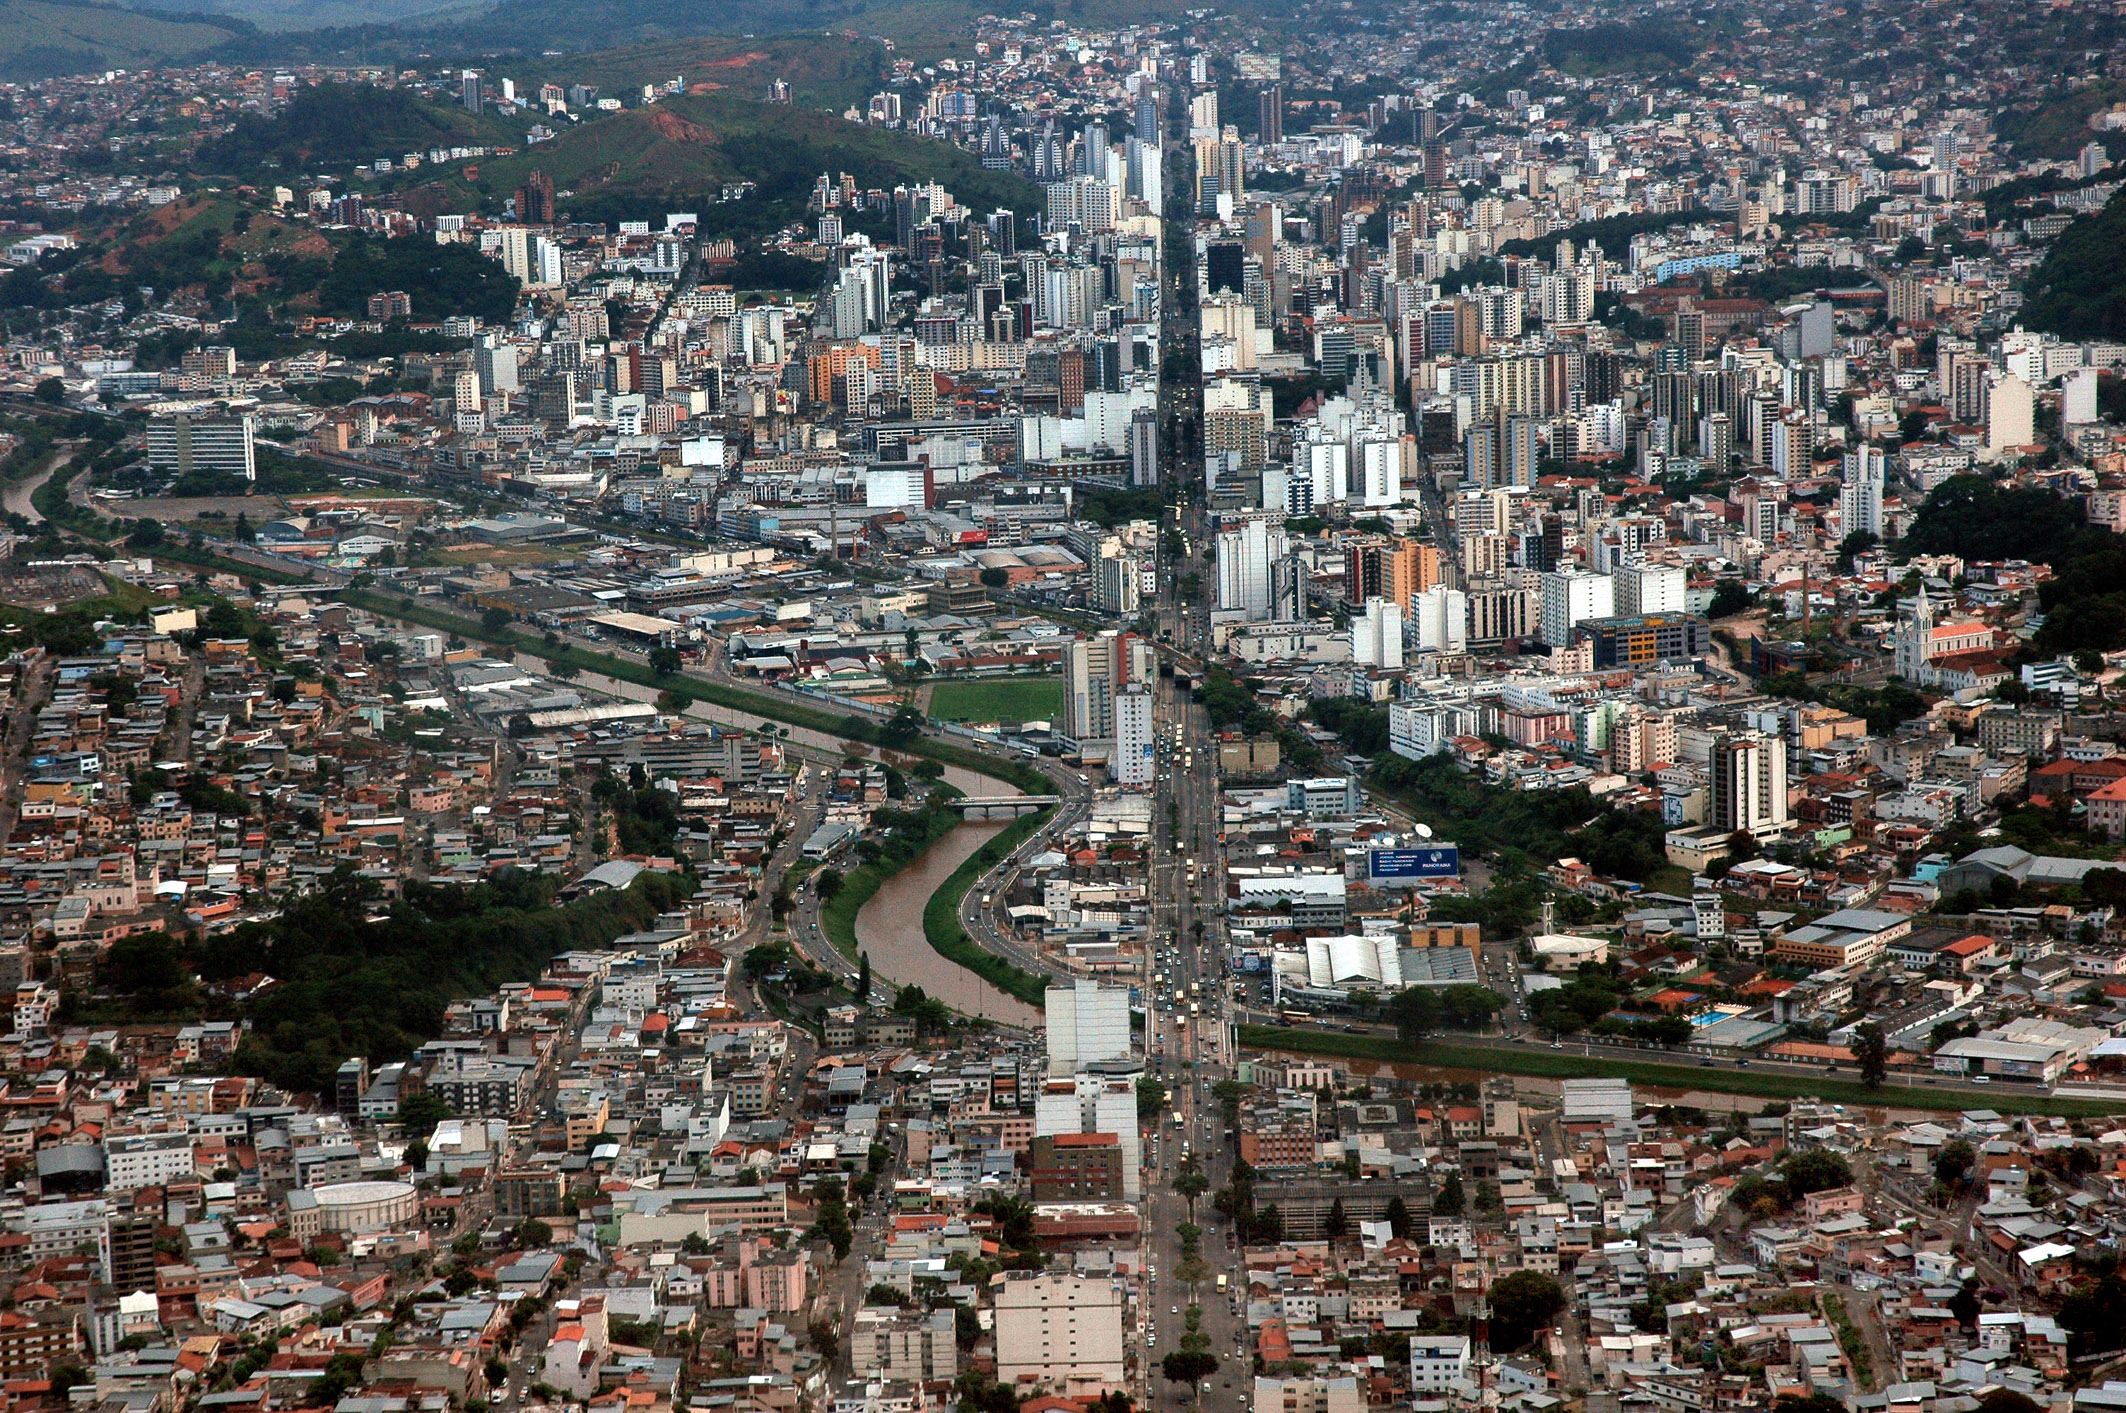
[{"x1": 1488, "y1": 1270, "x2": 1567, "y2": 1351}]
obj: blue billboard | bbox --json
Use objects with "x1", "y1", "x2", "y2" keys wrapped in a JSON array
[{"x1": 1368, "y1": 846, "x2": 1461, "y2": 883}]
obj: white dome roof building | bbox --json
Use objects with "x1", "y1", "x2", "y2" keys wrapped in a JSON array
[{"x1": 287, "y1": 1180, "x2": 421, "y2": 1238}]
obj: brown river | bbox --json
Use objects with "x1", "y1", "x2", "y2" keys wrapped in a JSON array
[
  {"x1": 851, "y1": 815, "x2": 1041, "y2": 1026},
  {"x1": 544, "y1": 659, "x2": 1044, "y2": 1023}
]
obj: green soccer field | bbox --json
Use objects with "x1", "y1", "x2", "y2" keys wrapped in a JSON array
[{"x1": 927, "y1": 676, "x2": 1065, "y2": 724}]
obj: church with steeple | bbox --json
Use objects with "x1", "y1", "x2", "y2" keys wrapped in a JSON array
[{"x1": 1893, "y1": 581, "x2": 1995, "y2": 687}]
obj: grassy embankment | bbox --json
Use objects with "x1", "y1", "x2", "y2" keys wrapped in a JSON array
[{"x1": 920, "y1": 807, "x2": 1053, "y2": 1008}]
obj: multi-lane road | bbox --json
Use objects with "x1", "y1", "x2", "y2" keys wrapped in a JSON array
[{"x1": 1125, "y1": 118, "x2": 1254, "y2": 1413}]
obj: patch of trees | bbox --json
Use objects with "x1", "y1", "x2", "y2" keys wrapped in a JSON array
[
  {"x1": 1525, "y1": 968, "x2": 1625, "y2": 1037},
  {"x1": 853, "y1": 795, "x2": 958, "y2": 872},
  {"x1": 2020, "y1": 185, "x2": 2126, "y2": 340},
  {"x1": 1079, "y1": 485, "x2": 1165, "y2": 529},
  {"x1": 95, "y1": 932, "x2": 198, "y2": 1015},
  {"x1": 2059, "y1": 1255, "x2": 2126, "y2": 1359},
  {"x1": 1387, "y1": 984, "x2": 1504, "y2": 1041},
  {"x1": 1756, "y1": 670, "x2": 1929, "y2": 737},
  {"x1": 1496, "y1": 206, "x2": 1699, "y2": 260},
  {"x1": 969, "y1": 1193, "x2": 1043, "y2": 1268},
  {"x1": 316, "y1": 235, "x2": 521, "y2": 325},
  {"x1": 216, "y1": 864, "x2": 692, "y2": 1094},
  {"x1": 1308, "y1": 698, "x2": 1390, "y2": 755},
  {"x1": 1727, "y1": 1150, "x2": 1853, "y2": 1219},
  {"x1": 890, "y1": 983, "x2": 954, "y2": 1038},
  {"x1": 1368, "y1": 752, "x2": 1671, "y2": 884},
  {"x1": 2030, "y1": 530, "x2": 2126, "y2": 657},
  {"x1": 810, "y1": 1175, "x2": 853, "y2": 1260},
  {"x1": 1900, "y1": 474, "x2": 2092, "y2": 565},
  {"x1": 199, "y1": 83, "x2": 495, "y2": 176},
  {"x1": 1487, "y1": 1270, "x2": 1566, "y2": 1350},
  {"x1": 721, "y1": 248, "x2": 830, "y2": 292},
  {"x1": 0, "y1": 243, "x2": 123, "y2": 313},
  {"x1": 1211, "y1": 1159, "x2": 1287, "y2": 1246},
  {"x1": 1201, "y1": 667, "x2": 1269, "y2": 734},
  {"x1": 593, "y1": 768, "x2": 682, "y2": 855},
  {"x1": 1201, "y1": 667, "x2": 1325, "y2": 773},
  {"x1": 1889, "y1": 475, "x2": 2126, "y2": 657},
  {"x1": 1542, "y1": 23, "x2": 1699, "y2": 72}
]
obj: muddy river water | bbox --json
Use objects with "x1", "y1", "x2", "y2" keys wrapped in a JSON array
[{"x1": 548, "y1": 660, "x2": 1043, "y2": 1022}]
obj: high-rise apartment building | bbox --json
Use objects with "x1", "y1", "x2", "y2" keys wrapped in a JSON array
[
  {"x1": 1345, "y1": 536, "x2": 1441, "y2": 611},
  {"x1": 515, "y1": 169, "x2": 555, "y2": 225},
  {"x1": 1063, "y1": 631, "x2": 1149, "y2": 747},
  {"x1": 1351, "y1": 599, "x2": 1405, "y2": 669},
  {"x1": 1839, "y1": 446, "x2": 1885, "y2": 540},
  {"x1": 1034, "y1": 1076, "x2": 1141, "y2": 1201},
  {"x1": 1216, "y1": 519, "x2": 1289, "y2": 621},
  {"x1": 1113, "y1": 685, "x2": 1155, "y2": 786},
  {"x1": 1258, "y1": 85, "x2": 1284, "y2": 145},
  {"x1": 1615, "y1": 562, "x2": 1685, "y2": 617},
  {"x1": 1538, "y1": 568, "x2": 1614, "y2": 649},
  {"x1": 993, "y1": 1271, "x2": 1128, "y2": 1389},
  {"x1": 1711, "y1": 730, "x2": 1789, "y2": 840},
  {"x1": 145, "y1": 407, "x2": 255, "y2": 481},
  {"x1": 1412, "y1": 585, "x2": 1468, "y2": 654}
]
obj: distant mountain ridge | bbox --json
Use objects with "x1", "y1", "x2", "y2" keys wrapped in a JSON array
[
  {"x1": 0, "y1": 0, "x2": 904, "y2": 77},
  {"x1": 0, "y1": 0, "x2": 247, "y2": 79}
]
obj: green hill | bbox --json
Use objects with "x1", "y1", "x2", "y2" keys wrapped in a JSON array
[
  {"x1": 1996, "y1": 79, "x2": 2126, "y2": 162},
  {"x1": 526, "y1": 33, "x2": 894, "y2": 112},
  {"x1": 0, "y1": 0, "x2": 245, "y2": 78},
  {"x1": 196, "y1": 81, "x2": 526, "y2": 180},
  {"x1": 1541, "y1": 22, "x2": 1701, "y2": 76},
  {"x1": 2019, "y1": 186, "x2": 2126, "y2": 342},
  {"x1": 419, "y1": 91, "x2": 1040, "y2": 235},
  {"x1": 201, "y1": 25, "x2": 906, "y2": 104}
]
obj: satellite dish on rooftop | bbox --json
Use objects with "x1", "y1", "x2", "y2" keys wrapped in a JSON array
[{"x1": 1413, "y1": 824, "x2": 1433, "y2": 839}]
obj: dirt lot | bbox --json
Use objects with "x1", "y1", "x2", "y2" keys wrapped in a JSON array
[
  {"x1": 419, "y1": 543, "x2": 579, "y2": 568},
  {"x1": 100, "y1": 494, "x2": 292, "y2": 524}
]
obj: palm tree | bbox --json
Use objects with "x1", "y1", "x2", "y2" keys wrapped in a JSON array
[{"x1": 1174, "y1": 1161, "x2": 1208, "y2": 1217}]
